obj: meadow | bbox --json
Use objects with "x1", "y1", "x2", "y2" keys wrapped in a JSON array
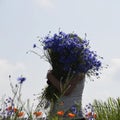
[{"x1": 0, "y1": 76, "x2": 120, "y2": 120}]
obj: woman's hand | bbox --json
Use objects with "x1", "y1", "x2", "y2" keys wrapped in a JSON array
[
  {"x1": 47, "y1": 70, "x2": 85, "y2": 96},
  {"x1": 47, "y1": 70, "x2": 61, "y2": 92},
  {"x1": 64, "y1": 73, "x2": 85, "y2": 96}
]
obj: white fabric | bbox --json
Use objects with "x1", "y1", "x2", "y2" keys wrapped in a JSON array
[{"x1": 51, "y1": 78, "x2": 85, "y2": 118}]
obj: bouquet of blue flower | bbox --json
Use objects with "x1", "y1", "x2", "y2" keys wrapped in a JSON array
[{"x1": 41, "y1": 31, "x2": 103, "y2": 102}]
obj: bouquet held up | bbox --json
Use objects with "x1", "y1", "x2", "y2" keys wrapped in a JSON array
[{"x1": 33, "y1": 31, "x2": 103, "y2": 102}]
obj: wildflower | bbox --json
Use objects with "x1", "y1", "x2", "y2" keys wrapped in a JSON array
[
  {"x1": 13, "y1": 107, "x2": 18, "y2": 113},
  {"x1": 33, "y1": 111, "x2": 43, "y2": 118},
  {"x1": 17, "y1": 111, "x2": 24, "y2": 118},
  {"x1": 6, "y1": 106, "x2": 18, "y2": 113},
  {"x1": 71, "y1": 105, "x2": 77, "y2": 114},
  {"x1": 57, "y1": 111, "x2": 64, "y2": 116},
  {"x1": 86, "y1": 112, "x2": 92, "y2": 118},
  {"x1": 6, "y1": 106, "x2": 12, "y2": 111},
  {"x1": 33, "y1": 44, "x2": 37, "y2": 48},
  {"x1": 68, "y1": 112, "x2": 76, "y2": 118},
  {"x1": 93, "y1": 113, "x2": 97, "y2": 119},
  {"x1": 17, "y1": 76, "x2": 26, "y2": 84},
  {"x1": 84, "y1": 103, "x2": 97, "y2": 119}
]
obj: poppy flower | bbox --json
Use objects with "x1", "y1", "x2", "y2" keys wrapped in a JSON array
[
  {"x1": 33, "y1": 111, "x2": 43, "y2": 118},
  {"x1": 57, "y1": 111, "x2": 64, "y2": 116},
  {"x1": 86, "y1": 112, "x2": 92, "y2": 117},
  {"x1": 68, "y1": 112, "x2": 76, "y2": 118},
  {"x1": 17, "y1": 111, "x2": 24, "y2": 118},
  {"x1": 6, "y1": 106, "x2": 12, "y2": 111},
  {"x1": 13, "y1": 107, "x2": 18, "y2": 113},
  {"x1": 93, "y1": 113, "x2": 97, "y2": 118}
]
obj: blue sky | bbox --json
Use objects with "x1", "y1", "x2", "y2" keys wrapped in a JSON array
[{"x1": 0, "y1": 0, "x2": 120, "y2": 106}]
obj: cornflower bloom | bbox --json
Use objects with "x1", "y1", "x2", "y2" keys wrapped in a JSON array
[
  {"x1": 84, "y1": 103, "x2": 97, "y2": 120},
  {"x1": 33, "y1": 44, "x2": 37, "y2": 48},
  {"x1": 17, "y1": 76, "x2": 26, "y2": 84}
]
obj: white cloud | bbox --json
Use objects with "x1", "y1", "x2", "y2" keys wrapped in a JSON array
[
  {"x1": 102, "y1": 58, "x2": 120, "y2": 81},
  {"x1": 35, "y1": 0, "x2": 54, "y2": 8}
]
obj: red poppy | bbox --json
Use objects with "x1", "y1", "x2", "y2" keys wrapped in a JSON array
[
  {"x1": 17, "y1": 112, "x2": 24, "y2": 117},
  {"x1": 33, "y1": 111, "x2": 42, "y2": 117},
  {"x1": 86, "y1": 112, "x2": 92, "y2": 117},
  {"x1": 68, "y1": 113, "x2": 76, "y2": 118},
  {"x1": 93, "y1": 113, "x2": 97, "y2": 118},
  {"x1": 13, "y1": 107, "x2": 18, "y2": 113},
  {"x1": 57, "y1": 111, "x2": 64, "y2": 116},
  {"x1": 6, "y1": 106, "x2": 12, "y2": 111}
]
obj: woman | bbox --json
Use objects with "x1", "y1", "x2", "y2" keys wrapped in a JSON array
[{"x1": 47, "y1": 70, "x2": 86, "y2": 120}]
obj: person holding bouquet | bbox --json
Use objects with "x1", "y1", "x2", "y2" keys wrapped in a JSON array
[
  {"x1": 34, "y1": 31, "x2": 102, "y2": 120},
  {"x1": 47, "y1": 70, "x2": 86, "y2": 120}
]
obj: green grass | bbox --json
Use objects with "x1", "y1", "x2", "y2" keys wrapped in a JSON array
[{"x1": 93, "y1": 97, "x2": 120, "y2": 120}]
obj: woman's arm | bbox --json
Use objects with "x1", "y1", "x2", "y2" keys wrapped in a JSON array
[
  {"x1": 64, "y1": 73, "x2": 85, "y2": 95},
  {"x1": 47, "y1": 70, "x2": 85, "y2": 96},
  {"x1": 47, "y1": 70, "x2": 61, "y2": 92}
]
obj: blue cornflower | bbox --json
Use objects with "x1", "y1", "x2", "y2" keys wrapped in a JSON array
[
  {"x1": 42, "y1": 31, "x2": 103, "y2": 77},
  {"x1": 33, "y1": 44, "x2": 37, "y2": 48},
  {"x1": 17, "y1": 76, "x2": 26, "y2": 84},
  {"x1": 59, "y1": 31, "x2": 66, "y2": 37},
  {"x1": 71, "y1": 105, "x2": 77, "y2": 114}
]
